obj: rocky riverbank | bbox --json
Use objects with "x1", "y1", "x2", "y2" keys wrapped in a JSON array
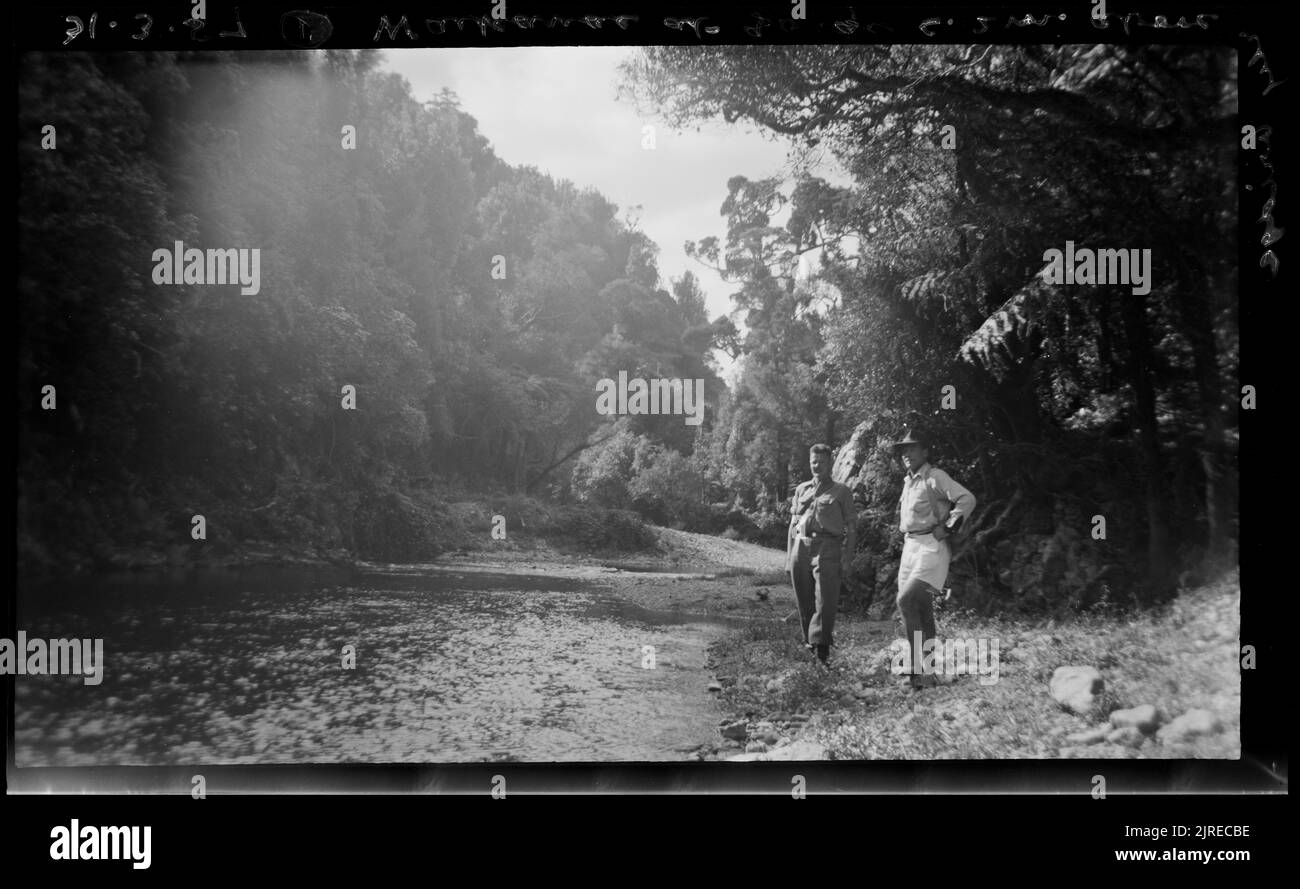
[{"x1": 699, "y1": 568, "x2": 1241, "y2": 761}]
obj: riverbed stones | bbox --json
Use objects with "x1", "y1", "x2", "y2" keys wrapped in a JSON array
[
  {"x1": 1156, "y1": 709, "x2": 1220, "y2": 744},
  {"x1": 745, "y1": 740, "x2": 768, "y2": 753},
  {"x1": 1105, "y1": 725, "x2": 1146, "y2": 748},
  {"x1": 1109, "y1": 704, "x2": 1160, "y2": 734},
  {"x1": 724, "y1": 739, "x2": 828, "y2": 762},
  {"x1": 766, "y1": 670, "x2": 796, "y2": 694},
  {"x1": 720, "y1": 720, "x2": 748, "y2": 741},
  {"x1": 1050, "y1": 666, "x2": 1104, "y2": 715},
  {"x1": 1064, "y1": 726, "x2": 1110, "y2": 745}
]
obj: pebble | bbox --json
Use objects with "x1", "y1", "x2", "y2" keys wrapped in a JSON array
[
  {"x1": 1109, "y1": 704, "x2": 1160, "y2": 734},
  {"x1": 1105, "y1": 725, "x2": 1146, "y2": 748},
  {"x1": 1156, "y1": 709, "x2": 1221, "y2": 744},
  {"x1": 1064, "y1": 726, "x2": 1109, "y2": 745}
]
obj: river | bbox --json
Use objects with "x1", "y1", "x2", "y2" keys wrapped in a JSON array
[{"x1": 14, "y1": 563, "x2": 745, "y2": 765}]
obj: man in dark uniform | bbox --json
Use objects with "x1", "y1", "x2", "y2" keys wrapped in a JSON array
[{"x1": 787, "y1": 444, "x2": 856, "y2": 665}]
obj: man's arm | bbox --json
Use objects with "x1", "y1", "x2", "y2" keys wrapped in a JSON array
[
  {"x1": 787, "y1": 484, "x2": 803, "y2": 554},
  {"x1": 933, "y1": 469, "x2": 976, "y2": 532}
]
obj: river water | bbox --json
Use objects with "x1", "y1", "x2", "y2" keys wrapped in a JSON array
[{"x1": 14, "y1": 564, "x2": 737, "y2": 765}]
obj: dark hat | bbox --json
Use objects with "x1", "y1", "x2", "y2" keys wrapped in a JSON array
[{"x1": 890, "y1": 427, "x2": 929, "y2": 453}]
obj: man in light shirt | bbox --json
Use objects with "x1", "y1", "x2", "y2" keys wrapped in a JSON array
[{"x1": 893, "y1": 427, "x2": 976, "y2": 689}]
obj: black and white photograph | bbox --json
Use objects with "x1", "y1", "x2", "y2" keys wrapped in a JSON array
[{"x1": 13, "y1": 13, "x2": 1253, "y2": 783}]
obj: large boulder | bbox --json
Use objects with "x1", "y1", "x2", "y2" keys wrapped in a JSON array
[
  {"x1": 1050, "y1": 666, "x2": 1104, "y2": 716},
  {"x1": 831, "y1": 422, "x2": 875, "y2": 487}
]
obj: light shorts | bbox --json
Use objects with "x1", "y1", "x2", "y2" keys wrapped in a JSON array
[{"x1": 898, "y1": 533, "x2": 950, "y2": 595}]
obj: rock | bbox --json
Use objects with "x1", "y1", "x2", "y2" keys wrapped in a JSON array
[
  {"x1": 725, "y1": 740, "x2": 829, "y2": 761},
  {"x1": 1050, "y1": 666, "x2": 1104, "y2": 716},
  {"x1": 1156, "y1": 709, "x2": 1221, "y2": 744},
  {"x1": 837, "y1": 693, "x2": 856, "y2": 706},
  {"x1": 760, "y1": 731, "x2": 781, "y2": 745},
  {"x1": 1106, "y1": 726, "x2": 1146, "y2": 748},
  {"x1": 762, "y1": 740, "x2": 828, "y2": 761},
  {"x1": 721, "y1": 738, "x2": 742, "y2": 749},
  {"x1": 706, "y1": 680, "x2": 722, "y2": 692},
  {"x1": 745, "y1": 740, "x2": 768, "y2": 753},
  {"x1": 766, "y1": 679, "x2": 782, "y2": 693},
  {"x1": 1109, "y1": 704, "x2": 1160, "y2": 734},
  {"x1": 1064, "y1": 727, "x2": 1109, "y2": 745},
  {"x1": 776, "y1": 736, "x2": 793, "y2": 748},
  {"x1": 720, "y1": 721, "x2": 748, "y2": 741}
]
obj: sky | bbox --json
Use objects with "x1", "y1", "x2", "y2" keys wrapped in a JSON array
[{"x1": 378, "y1": 47, "x2": 831, "y2": 330}]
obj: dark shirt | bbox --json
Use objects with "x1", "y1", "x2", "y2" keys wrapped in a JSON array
[{"x1": 790, "y1": 478, "x2": 856, "y2": 539}]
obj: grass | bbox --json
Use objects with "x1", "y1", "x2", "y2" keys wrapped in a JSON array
[{"x1": 708, "y1": 569, "x2": 1241, "y2": 759}]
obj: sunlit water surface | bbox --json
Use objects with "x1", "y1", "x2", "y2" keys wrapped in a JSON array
[{"x1": 15, "y1": 565, "x2": 735, "y2": 764}]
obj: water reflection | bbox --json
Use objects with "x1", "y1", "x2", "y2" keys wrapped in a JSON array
[{"x1": 16, "y1": 566, "x2": 730, "y2": 764}]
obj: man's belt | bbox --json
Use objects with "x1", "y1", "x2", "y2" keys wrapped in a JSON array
[
  {"x1": 905, "y1": 526, "x2": 939, "y2": 537},
  {"x1": 800, "y1": 530, "x2": 841, "y2": 540}
]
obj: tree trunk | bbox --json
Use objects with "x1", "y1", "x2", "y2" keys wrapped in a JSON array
[
  {"x1": 1178, "y1": 277, "x2": 1230, "y2": 562},
  {"x1": 776, "y1": 427, "x2": 789, "y2": 506},
  {"x1": 1120, "y1": 292, "x2": 1174, "y2": 600}
]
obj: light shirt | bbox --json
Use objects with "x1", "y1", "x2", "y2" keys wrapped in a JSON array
[{"x1": 899, "y1": 463, "x2": 976, "y2": 534}]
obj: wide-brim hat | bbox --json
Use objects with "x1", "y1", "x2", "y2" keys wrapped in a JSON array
[{"x1": 890, "y1": 427, "x2": 929, "y2": 453}]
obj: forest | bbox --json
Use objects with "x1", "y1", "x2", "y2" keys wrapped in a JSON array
[{"x1": 18, "y1": 46, "x2": 1239, "y2": 613}]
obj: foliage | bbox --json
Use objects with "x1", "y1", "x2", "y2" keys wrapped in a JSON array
[
  {"x1": 16, "y1": 50, "x2": 714, "y2": 568},
  {"x1": 622, "y1": 45, "x2": 1238, "y2": 598}
]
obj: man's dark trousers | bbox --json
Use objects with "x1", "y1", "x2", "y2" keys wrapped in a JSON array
[{"x1": 790, "y1": 535, "x2": 841, "y2": 647}]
